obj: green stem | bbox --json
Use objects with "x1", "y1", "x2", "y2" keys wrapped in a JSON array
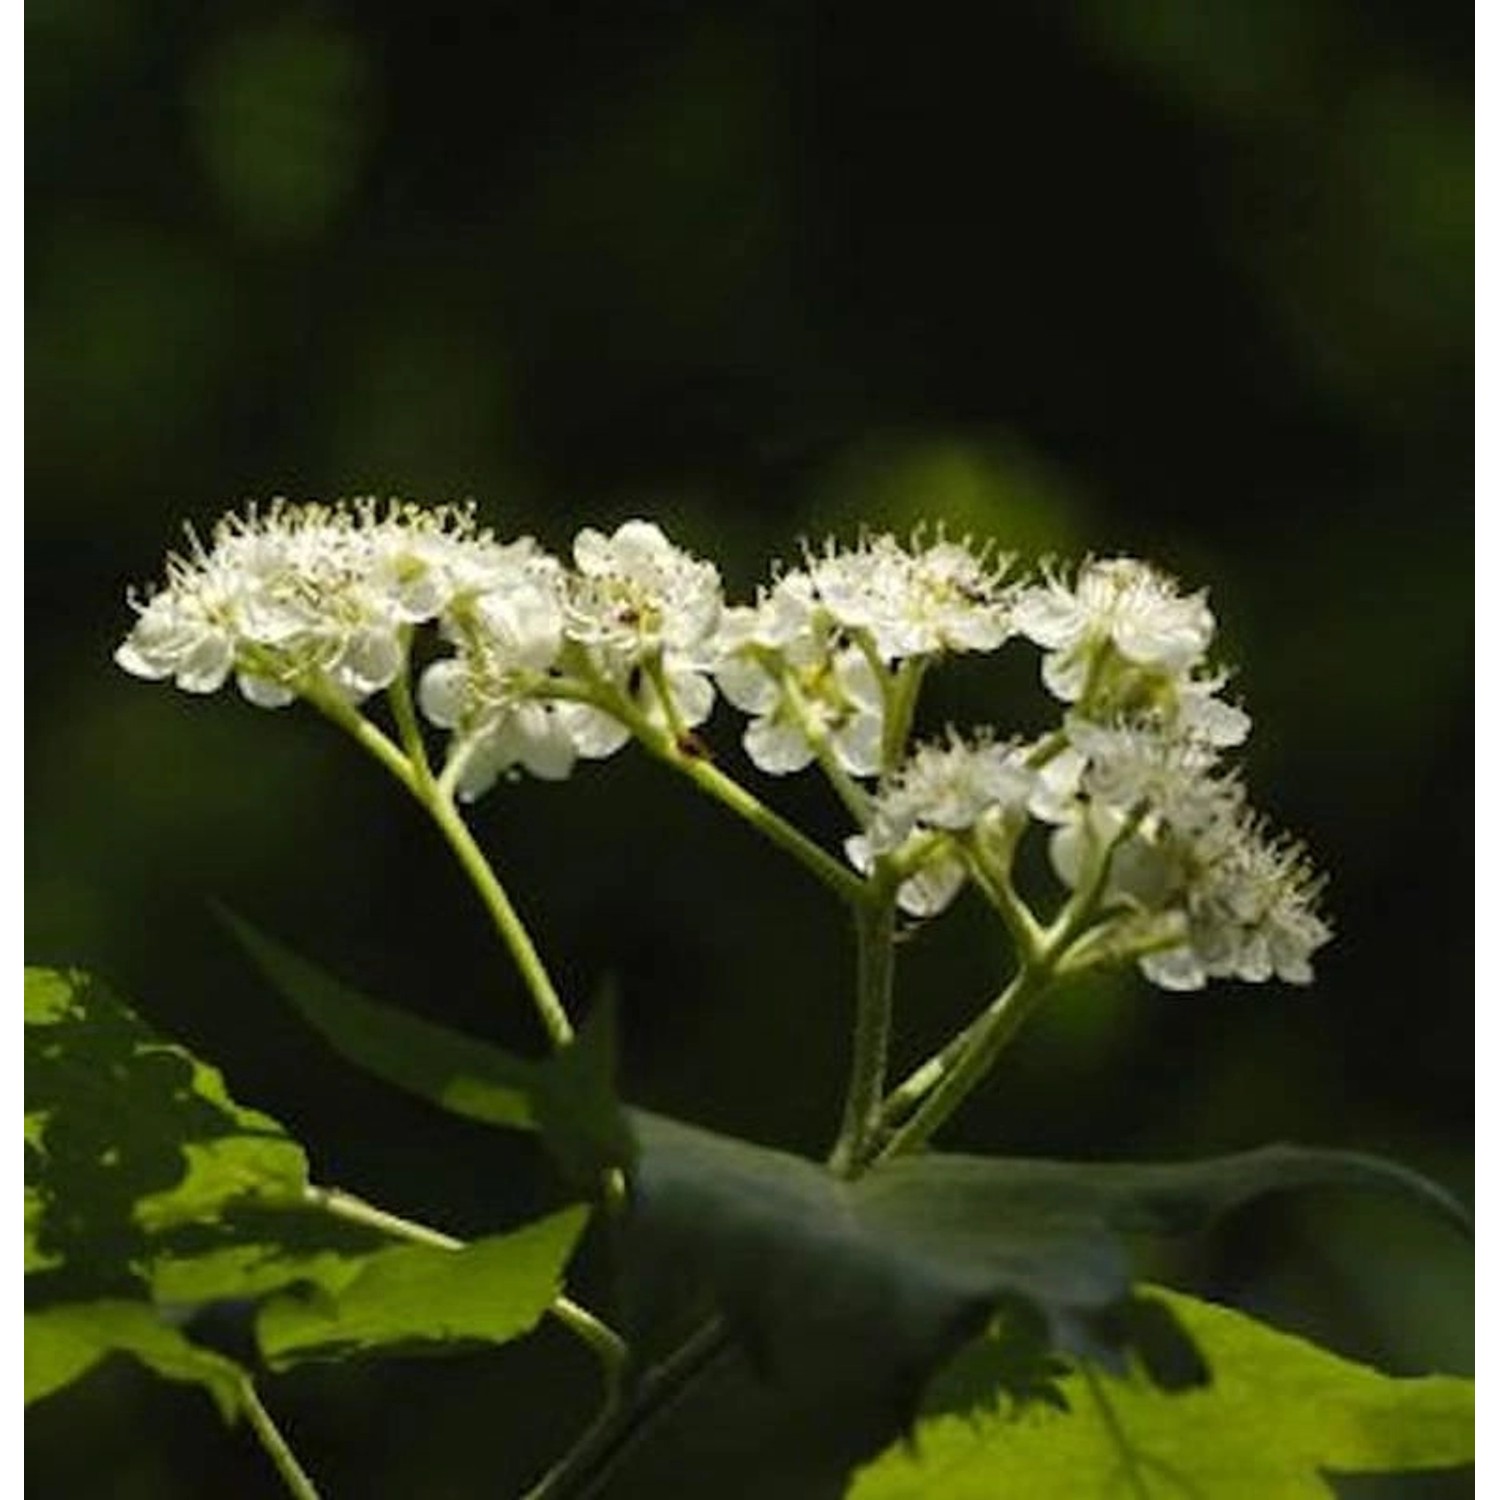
[
  {"x1": 881, "y1": 656, "x2": 927, "y2": 771},
  {"x1": 305, "y1": 1185, "x2": 628, "y2": 1386},
  {"x1": 875, "y1": 810, "x2": 1147, "y2": 1158},
  {"x1": 964, "y1": 834, "x2": 1046, "y2": 959},
  {"x1": 306, "y1": 1183, "x2": 463, "y2": 1248},
  {"x1": 877, "y1": 1009, "x2": 984, "y2": 1134},
  {"x1": 307, "y1": 691, "x2": 573, "y2": 1047},
  {"x1": 675, "y1": 749, "x2": 869, "y2": 905},
  {"x1": 308, "y1": 690, "x2": 422, "y2": 796},
  {"x1": 828, "y1": 894, "x2": 899, "y2": 1176},
  {"x1": 520, "y1": 1318, "x2": 733, "y2": 1500},
  {"x1": 1038, "y1": 804, "x2": 1147, "y2": 962},
  {"x1": 423, "y1": 787, "x2": 575, "y2": 1047},
  {"x1": 875, "y1": 964, "x2": 1051, "y2": 1161},
  {"x1": 238, "y1": 1376, "x2": 322, "y2": 1500},
  {"x1": 540, "y1": 674, "x2": 870, "y2": 908},
  {"x1": 386, "y1": 655, "x2": 437, "y2": 789}
]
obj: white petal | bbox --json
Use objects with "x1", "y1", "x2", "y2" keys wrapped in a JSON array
[
  {"x1": 453, "y1": 736, "x2": 506, "y2": 803},
  {"x1": 114, "y1": 638, "x2": 172, "y2": 681},
  {"x1": 556, "y1": 702, "x2": 631, "y2": 758},
  {"x1": 175, "y1": 635, "x2": 235, "y2": 694},
  {"x1": 572, "y1": 528, "x2": 611, "y2": 574},
  {"x1": 1040, "y1": 645, "x2": 1089, "y2": 703},
  {"x1": 1139, "y1": 947, "x2": 1207, "y2": 991},
  {"x1": 716, "y1": 656, "x2": 778, "y2": 714},
  {"x1": 897, "y1": 857, "x2": 966, "y2": 917},
  {"x1": 237, "y1": 672, "x2": 296, "y2": 708},
  {"x1": 1048, "y1": 821, "x2": 1088, "y2": 890},
  {"x1": 1013, "y1": 589, "x2": 1084, "y2": 649},
  {"x1": 338, "y1": 626, "x2": 403, "y2": 696},
  {"x1": 499, "y1": 703, "x2": 574, "y2": 781},
  {"x1": 745, "y1": 717, "x2": 815, "y2": 774},
  {"x1": 1028, "y1": 746, "x2": 1085, "y2": 822},
  {"x1": 662, "y1": 667, "x2": 715, "y2": 727},
  {"x1": 418, "y1": 659, "x2": 467, "y2": 729},
  {"x1": 831, "y1": 713, "x2": 883, "y2": 778}
]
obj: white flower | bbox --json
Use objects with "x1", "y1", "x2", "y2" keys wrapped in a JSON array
[
  {"x1": 1038, "y1": 717, "x2": 1330, "y2": 989},
  {"x1": 116, "y1": 547, "x2": 254, "y2": 698},
  {"x1": 416, "y1": 549, "x2": 580, "y2": 795},
  {"x1": 564, "y1": 519, "x2": 723, "y2": 739},
  {"x1": 714, "y1": 572, "x2": 884, "y2": 776},
  {"x1": 847, "y1": 735, "x2": 1035, "y2": 916},
  {"x1": 1015, "y1": 557, "x2": 1215, "y2": 701},
  {"x1": 117, "y1": 500, "x2": 505, "y2": 707},
  {"x1": 567, "y1": 520, "x2": 721, "y2": 659},
  {"x1": 1148, "y1": 822, "x2": 1331, "y2": 990},
  {"x1": 808, "y1": 531, "x2": 1014, "y2": 661}
]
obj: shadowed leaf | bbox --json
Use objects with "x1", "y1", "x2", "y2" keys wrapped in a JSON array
[
  {"x1": 218, "y1": 908, "x2": 541, "y2": 1131},
  {"x1": 223, "y1": 911, "x2": 633, "y2": 1184},
  {"x1": 611, "y1": 1114, "x2": 1470, "y2": 1497}
]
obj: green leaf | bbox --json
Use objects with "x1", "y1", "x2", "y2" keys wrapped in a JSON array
[
  {"x1": 531, "y1": 1000, "x2": 636, "y2": 1184},
  {"x1": 256, "y1": 1205, "x2": 589, "y2": 1368},
  {"x1": 26, "y1": 1301, "x2": 245, "y2": 1420},
  {"x1": 223, "y1": 911, "x2": 635, "y2": 1180},
  {"x1": 219, "y1": 909, "x2": 540, "y2": 1131},
  {"x1": 848, "y1": 1287, "x2": 1475, "y2": 1498},
  {"x1": 24, "y1": 966, "x2": 345, "y2": 1309},
  {"x1": 24, "y1": 964, "x2": 594, "y2": 1425},
  {"x1": 612, "y1": 1115, "x2": 1470, "y2": 1496}
]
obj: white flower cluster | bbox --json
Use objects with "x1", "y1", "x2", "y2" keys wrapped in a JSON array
[
  {"x1": 114, "y1": 501, "x2": 522, "y2": 708},
  {"x1": 714, "y1": 532, "x2": 1014, "y2": 777},
  {"x1": 1036, "y1": 720, "x2": 1330, "y2": 989},
  {"x1": 118, "y1": 505, "x2": 1330, "y2": 989},
  {"x1": 846, "y1": 735, "x2": 1035, "y2": 916},
  {"x1": 849, "y1": 556, "x2": 1328, "y2": 985}
]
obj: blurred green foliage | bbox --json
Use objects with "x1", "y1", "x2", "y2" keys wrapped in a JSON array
[{"x1": 27, "y1": 0, "x2": 1470, "y2": 1494}]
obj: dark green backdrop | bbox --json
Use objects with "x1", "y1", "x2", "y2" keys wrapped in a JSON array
[{"x1": 27, "y1": 2, "x2": 1471, "y2": 1495}]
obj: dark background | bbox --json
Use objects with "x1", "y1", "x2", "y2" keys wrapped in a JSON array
[{"x1": 27, "y1": 1, "x2": 1472, "y2": 1495}]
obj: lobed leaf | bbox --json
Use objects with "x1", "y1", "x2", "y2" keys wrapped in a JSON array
[{"x1": 848, "y1": 1286, "x2": 1475, "y2": 1497}]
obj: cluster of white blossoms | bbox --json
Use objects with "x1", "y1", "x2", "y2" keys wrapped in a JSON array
[
  {"x1": 712, "y1": 531, "x2": 1013, "y2": 778},
  {"x1": 114, "y1": 501, "x2": 525, "y2": 708},
  {"x1": 846, "y1": 734, "x2": 1035, "y2": 916},
  {"x1": 118, "y1": 505, "x2": 1330, "y2": 989},
  {"x1": 850, "y1": 556, "x2": 1329, "y2": 985}
]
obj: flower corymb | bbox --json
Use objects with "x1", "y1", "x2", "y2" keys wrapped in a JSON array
[{"x1": 117, "y1": 500, "x2": 1330, "y2": 992}]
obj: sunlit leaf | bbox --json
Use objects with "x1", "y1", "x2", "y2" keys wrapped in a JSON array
[
  {"x1": 257, "y1": 1205, "x2": 589, "y2": 1368},
  {"x1": 848, "y1": 1287, "x2": 1475, "y2": 1497},
  {"x1": 25, "y1": 1301, "x2": 244, "y2": 1420}
]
